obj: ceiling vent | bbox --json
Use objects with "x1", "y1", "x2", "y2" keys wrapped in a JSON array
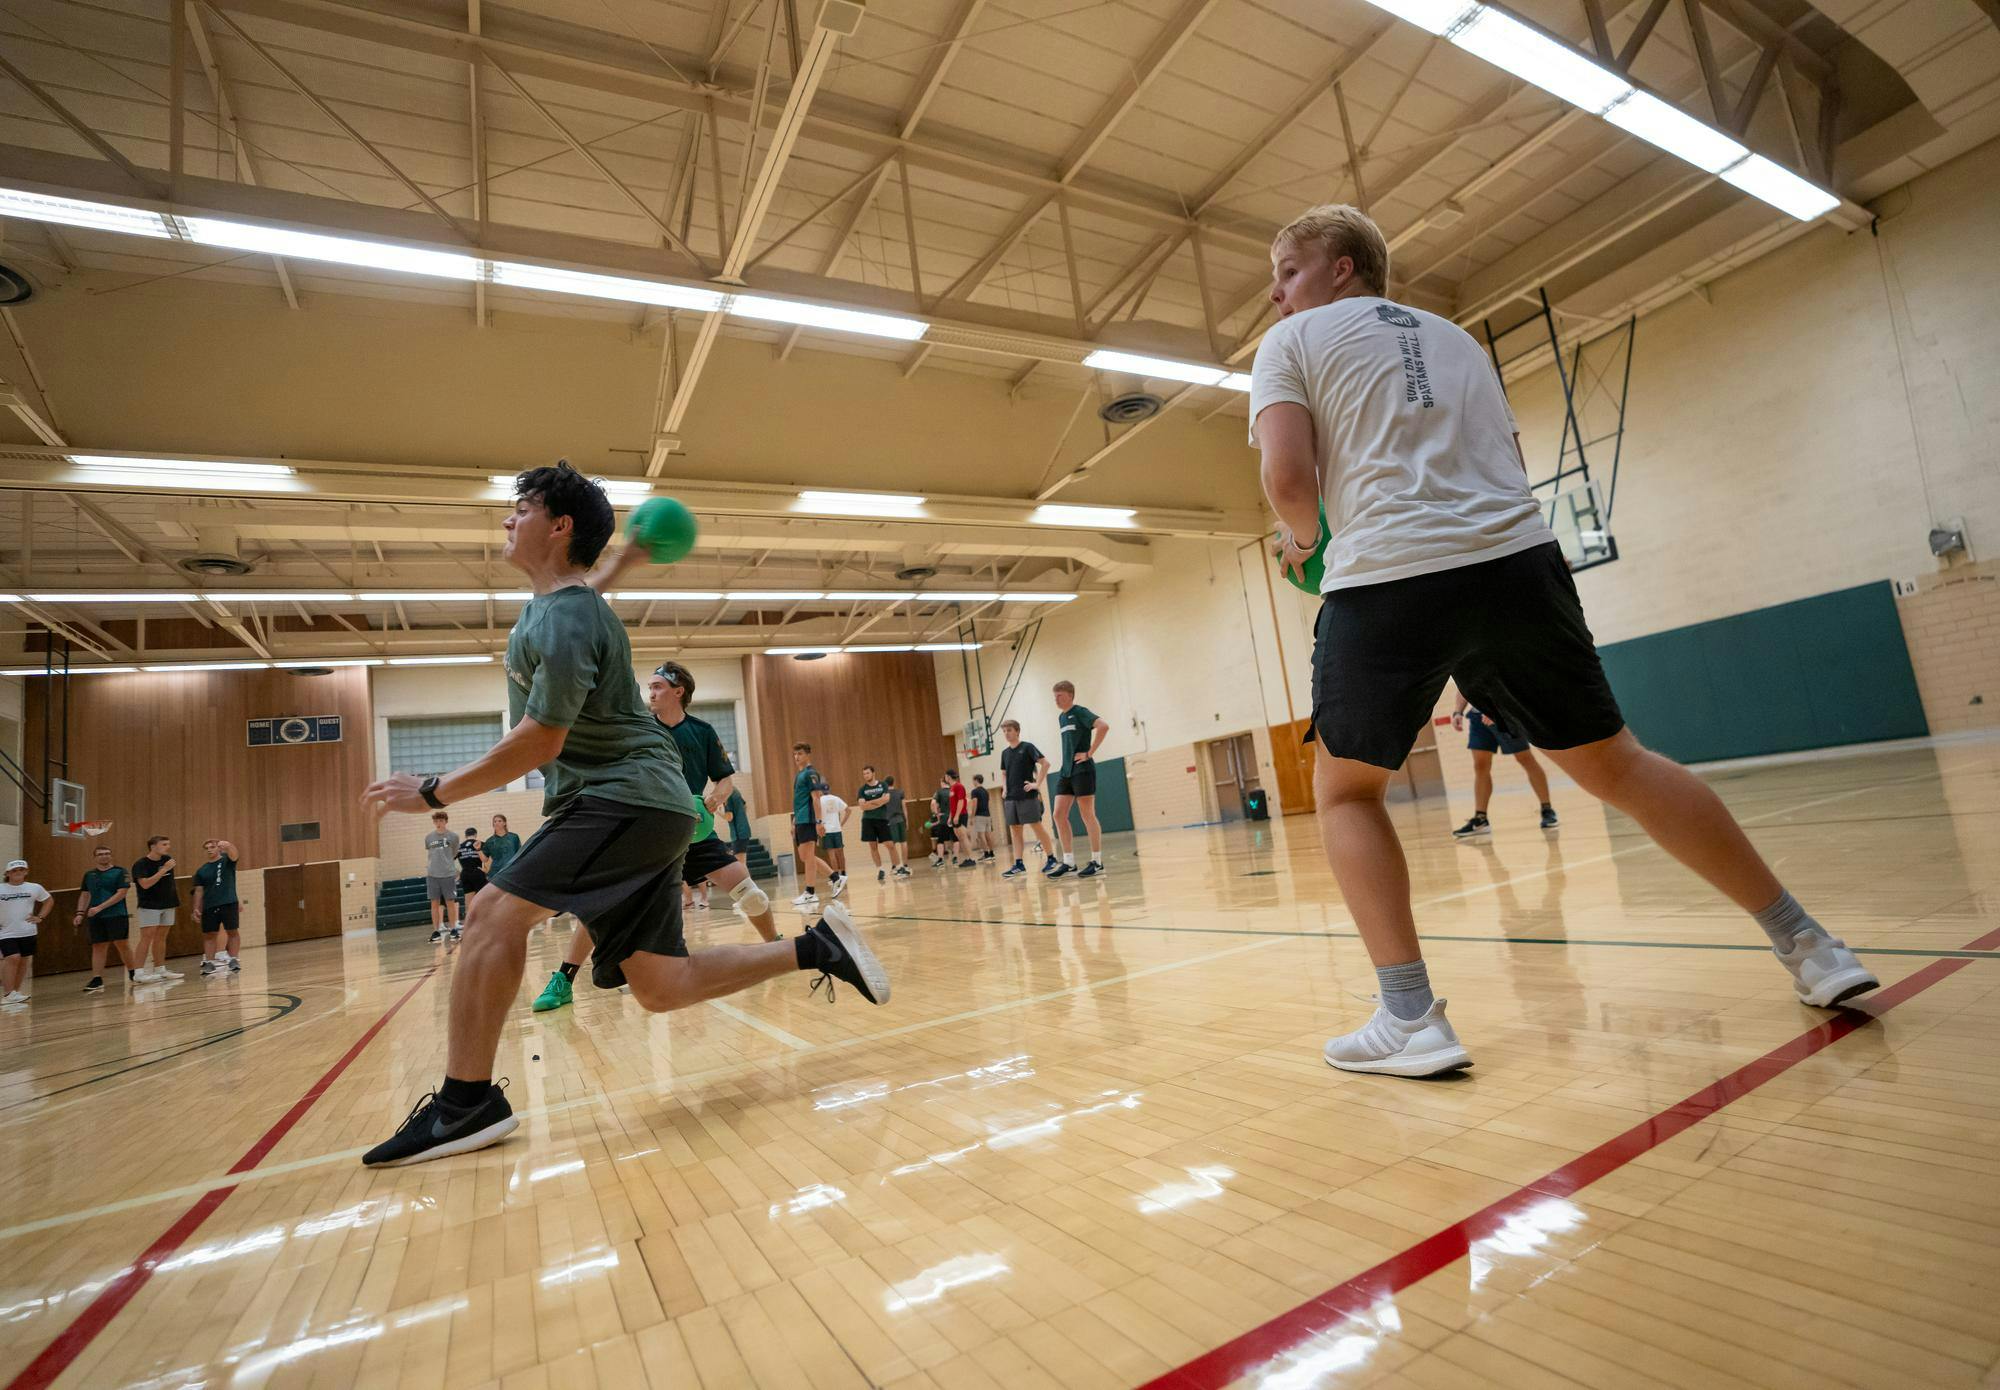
[
  {"x1": 0, "y1": 262, "x2": 32, "y2": 306},
  {"x1": 894, "y1": 563, "x2": 939, "y2": 581},
  {"x1": 1099, "y1": 392, "x2": 1163, "y2": 425},
  {"x1": 176, "y1": 527, "x2": 254, "y2": 577}
]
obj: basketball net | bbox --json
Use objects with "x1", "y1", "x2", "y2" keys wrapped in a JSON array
[{"x1": 65, "y1": 819, "x2": 113, "y2": 837}]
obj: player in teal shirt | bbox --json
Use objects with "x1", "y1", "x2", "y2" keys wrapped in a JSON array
[{"x1": 1048, "y1": 680, "x2": 1110, "y2": 879}]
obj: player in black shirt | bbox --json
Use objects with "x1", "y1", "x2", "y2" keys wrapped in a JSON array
[{"x1": 996, "y1": 719, "x2": 1058, "y2": 877}]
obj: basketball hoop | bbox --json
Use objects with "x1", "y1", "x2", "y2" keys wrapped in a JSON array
[{"x1": 64, "y1": 819, "x2": 113, "y2": 837}]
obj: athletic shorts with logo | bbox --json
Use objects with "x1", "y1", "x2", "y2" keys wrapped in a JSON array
[
  {"x1": 1308, "y1": 541, "x2": 1623, "y2": 770},
  {"x1": 1003, "y1": 795, "x2": 1044, "y2": 826},
  {"x1": 490, "y1": 795, "x2": 698, "y2": 990},
  {"x1": 201, "y1": 903, "x2": 240, "y2": 933}
]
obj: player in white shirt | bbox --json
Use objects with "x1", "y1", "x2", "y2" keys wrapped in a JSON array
[
  {"x1": 1251, "y1": 203, "x2": 1876, "y2": 1078},
  {"x1": 0, "y1": 858, "x2": 53, "y2": 1005},
  {"x1": 817, "y1": 792, "x2": 851, "y2": 895}
]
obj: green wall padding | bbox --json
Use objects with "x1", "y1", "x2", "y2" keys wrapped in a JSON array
[
  {"x1": 1063, "y1": 756, "x2": 1134, "y2": 835},
  {"x1": 1596, "y1": 580, "x2": 1928, "y2": 764}
]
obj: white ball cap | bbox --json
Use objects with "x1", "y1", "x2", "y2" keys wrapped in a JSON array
[{"x1": 5, "y1": 859, "x2": 26, "y2": 871}]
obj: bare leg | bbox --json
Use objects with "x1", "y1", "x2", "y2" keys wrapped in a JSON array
[
  {"x1": 562, "y1": 921, "x2": 593, "y2": 968},
  {"x1": 202, "y1": 932, "x2": 221, "y2": 963},
  {"x1": 1516, "y1": 748, "x2": 1553, "y2": 805},
  {"x1": 891, "y1": 840, "x2": 907, "y2": 868},
  {"x1": 796, "y1": 841, "x2": 823, "y2": 894},
  {"x1": 1542, "y1": 729, "x2": 1781, "y2": 911},
  {"x1": 1078, "y1": 796, "x2": 1103, "y2": 855},
  {"x1": 450, "y1": 897, "x2": 462, "y2": 930},
  {"x1": 1470, "y1": 749, "x2": 1494, "y2": 815},
  {"x1": 1314, "y1": 751, "x2": 1421, "y2": 968},
  {"x1": 1032, "y1": 820, "x2": 1056, "y2": 860},
  {"x1": 445, "y1": 887, "x2": 550, "y2": 1082},
  {"x1": 224, "y1": 928, "x2": 241, "y2": 958},
  {"x1": 90, "y1": 942, "x2": 108, "y2": 975},
  {"x1": 2, "y1": 955, "x2": 23, "y2": 994},
  {"x1": 1053, "y1": 795, "x2": 1076, "y2": 855},
  {"x1": 621, "y1": 939, "x2": 800, "y2": 1013},
  {"x1": 113, "y1": 938, "x2": 137, "y2": 972},
  {"x1": 709, "y1": 861, "x2": 779, "y2": 941},
  {"x1": 430, "y1": 899, "x2": 444, "y2": 934},
  {"x1": 1009, "y1": 822, "x2": 1024, "y2": 861}
]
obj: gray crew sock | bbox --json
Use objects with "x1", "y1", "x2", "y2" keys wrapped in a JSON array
[
  {"x1": 1754, "y1": 889, "x2": 1823, "y2": 952},
  {"x1": 1376, "y1": 960, "x2": 1435, "y2": 1022}
]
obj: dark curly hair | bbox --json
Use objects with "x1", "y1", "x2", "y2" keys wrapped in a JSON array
[{"x1": 511, "y1": 461, "x2": 615, "y2": 568}]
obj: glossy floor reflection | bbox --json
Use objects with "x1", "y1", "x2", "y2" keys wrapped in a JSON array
[{"x1": 0, "y1": 736, "x2": 1996, "y2": 1388}]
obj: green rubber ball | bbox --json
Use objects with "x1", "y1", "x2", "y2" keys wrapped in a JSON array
[{"x1": 627, "y1": 496, "x2": 699, "y2": 564}]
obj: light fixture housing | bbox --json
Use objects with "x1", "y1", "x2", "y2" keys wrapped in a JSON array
[
  {"x1": 1084, "y1": 349, "x2": 1228, "y2": 388},
  {"x1": 1031, "y1": 504, "x2": 1139, "y2": 529},
  {"x1": 1719, "y1": 153, "x2": 1840, "y2": 221},
  {"x1": 823, "y1": 591, "x2": 919, "y2": 601},
  {"x1": 1449, "y1": 7, "x2": 1631, "y2": 113},
  {"x1": 795, "y1": 490, "x2": 927, "y2": 518},
  {"x1": 0, "y1": 664, "x2": 139, "y2": 675},
  {"x1": 1602, "y1": 91, "x2": 1747, "y2": 173},
  {"x1": 727, "y1": 296, "x2": 928, "y2": 341},
  {"x1": 28, "y1": 592, "x2": 196, "y2": 603},
  {"x1": 142, "y1": 661, "x2": 272, "y2": 672},
  {"x1": 1000, "y1": 593, "x2": 1080, "y2": 602},
  {"x1": 0, "y1": 188, "x2": 173, "y2": 237},
  {"x1": 202, "y1": 591, "x2": 359, "y2": 602},
  {"x1": 364, "y1": 592, "x2": 490, "y2": 603},
  {"x1": 611, "y1": 590, "x2": 725, "y2": 601},
  {"x1": 726, "y1": 590, "x2": 826, "y2": 602},
  {"x1": 183, "y1": 217, "x2": 483, "y2": 280},
  {"x1": 386, "y1": 655, "x2": 495, "y2": 666},
  {"x1": 487, "y1": 262, "x2": 724, "y2": 312}
]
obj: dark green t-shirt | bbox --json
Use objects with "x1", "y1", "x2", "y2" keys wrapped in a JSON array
[
  {"x1": 1058, "y1": 703, "x2": 1101, "y2": 774},
  {"x1": 662, "y1": 713, "x2": 732, "y2": 841},
  {"x1": 483, "y1": 832, "x2": 523, "y2": 871},
  {"x1": 82, "y1": 866, "x2": 129, "y2": 917},
  {"x1": 193, "y1": 855, "x2": 239, "y2": 907},
  {"x1": 792, "y1": 764, "x2": 824, "y2": 824},
  {"x1": 857, "y1": 779, "x2": 890, "y2": 824},
  {"x1": 504, "y1": 585, "x2": 697, "y2": 818},
  {"x1": 724, "y1": 789, "x2": 749, "y2": 842}
]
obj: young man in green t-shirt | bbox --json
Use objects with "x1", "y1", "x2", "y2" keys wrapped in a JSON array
[
  {"x1": 789, "y1": 743, "x2": 833, "y2": 910},
  {"x1": 192, "y1": 837, "x2": 242, "y2": 975},
  {"x1": 855, "y1": 765, "x2": 906, "y2": 881},
  {"x1": 1048, "y1": 680, "x2": 1110, "y2": 879},
  {"x1": 358, "y1": 464, "x2": 890, "y2": 1167},
  {"x1": 74, "y1": 842, "x2": 137, "y2": 993},
  {"x1": 532, "y1": 659, "x2": 785, "y2": 1014}
]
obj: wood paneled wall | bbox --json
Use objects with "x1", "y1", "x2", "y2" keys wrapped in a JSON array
[
  {"x1": 745, "y1": 653, "x2": 957, "y2": 818},
  {"x1": 20, "y1": 668, "x2": 375, "y2": 884}
]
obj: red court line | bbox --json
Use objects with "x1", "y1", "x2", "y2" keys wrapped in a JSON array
[
  {"x1": 4, "y1": 965, "x2": 438, "y2": 1390},
  {"x1": 1141, "y1": 924, "x2": 2000, "y2": 1390}
]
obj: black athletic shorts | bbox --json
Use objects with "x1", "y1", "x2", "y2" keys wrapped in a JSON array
[
  {"x1": 792, "y1": 821, "x2": 818, "y2": 846},
  {"x1": 201, "y1": 903, "x2": 240, "y2": 933},
  {"x1": 683, "y1": 833, "x2": 737, "y2": 887},
  {"x1": 491, "y1": 795, "x2": 697, "y2": 990},
  {"x1": 86, "y1": 915, "x2": 129, "y2": 943},
  {"x1": 1309, "y1": 542, "x2": 1625, "y2": 771},
  {"x1": 860, "y1": 819, "x2": 894, "y2": 843},
  {"x1": 0, "y1": 936, "x2": 34, "y2": 957},
  {"x1": 1466, "y1": 711, "x2": 1529, "y2": 756},
  {"x1": 932, "y1": 820, "x2": 956, "y2": 843},
  {"x1": 1052, "y1": 762, "x2": 1097, "y2": 798}
]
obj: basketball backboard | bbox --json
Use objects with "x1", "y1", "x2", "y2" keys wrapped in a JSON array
[
  {"x1": 1547, "y1": 477, "x2": 1618, "y2": 572},
  {"x1": 50, "y1": 778, "x2": 87, "y2": 837}
]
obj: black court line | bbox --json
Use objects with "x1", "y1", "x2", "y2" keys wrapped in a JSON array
[
  {"x1": 0, "y1": 993, "x2": 304, "y2": 1110},
  {"x1": 861, "y1": 912, "x2": 2000, "y2": 960}
]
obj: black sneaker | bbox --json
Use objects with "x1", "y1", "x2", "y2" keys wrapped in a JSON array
[
  {"x1": 1539, "y1": 805, "x2": 1560, "y2": 831},
  {"x1": 1042, "y1": 857, "x2": 1060, "y2": 874},
  {"x1": 1001, "y1": 861, "x2": 1026, "y2": 877},
  {"x1": 1046, "y1": 863, "x2": 1074, "y2": 879},
  {"x1": 429, "y1": 928, "x2": 444, "y2": 943},
  {"x1": 957, "y1": 859, "x2": 977, "y2": 870},
  {"x1": 877, "y1": 869, "x2": 886, "y2": 882},
  {"x1": 982, "y1": 851, "x2": 996, "y2": 861},
  {"x1": 449, "y1": 928, "x2": 462, "y2": 941},
  {"x1": 1452, "y1": 815, "x2": 1491, "y2": 841},
  {"x1": 361, "y1": 1083, "x2": 519, "y2": 1168},
  {"x1": 1078, "y1": 862, "x2": 1103, "y2": 879},
  {"x1": 802, "y1": 902, "x2": 891, "y2": 1005},
  {"x1": 83, "y1": 976, "x2": 104, "y2": 993}
]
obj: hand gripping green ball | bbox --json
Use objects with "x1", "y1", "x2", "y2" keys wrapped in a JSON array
[
  {"x1": 1282, "y1": 503, "x2": 1331, "y2": 595},
  {"x1": 627, "y1": 496, "x2": 699, "y2": 564}
]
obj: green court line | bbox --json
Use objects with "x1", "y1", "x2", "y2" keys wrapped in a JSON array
[{"x1": 861, "y1": 912, "x2": 2000, "y2": 960}]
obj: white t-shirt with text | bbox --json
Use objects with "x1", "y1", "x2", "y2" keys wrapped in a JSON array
[
  {"x1": 1249, "y1": 295, "x2": 1554, "y2": 590},
  {"x1": 0, "y1": 881, "x2": 51, "y2": 939},
  {"x1": 818, "y1": 794, "x2": 849, "y2": 835}
]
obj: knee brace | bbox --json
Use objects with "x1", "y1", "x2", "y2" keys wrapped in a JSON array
[{"x1": 730, "y1": 877, "x2": 770, "y2": 918}]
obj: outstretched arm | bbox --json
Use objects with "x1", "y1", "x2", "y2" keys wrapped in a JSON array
[
  {"x1": 583, "y1": 537, "x2": 652, "y2": 595},
  {"x1": 1257, "y1": 401, "x2": 1322, "y2": 583}
]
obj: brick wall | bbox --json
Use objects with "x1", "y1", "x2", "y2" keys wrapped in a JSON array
[
  {"x1": 1897, "y1": 559, "x2": 2000, "y2": 734},
  {"x1": 1124, "y1": 745, "x2": 1207, "y2": 829}
]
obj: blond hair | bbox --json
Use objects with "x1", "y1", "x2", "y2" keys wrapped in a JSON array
[{"x1": 1272, "y1": 203, "x2": 1389, "y2": 296}]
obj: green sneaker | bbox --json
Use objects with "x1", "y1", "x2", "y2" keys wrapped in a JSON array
[{"x1": 531, "y1": 970, "x2": 572, "y2": 1013}]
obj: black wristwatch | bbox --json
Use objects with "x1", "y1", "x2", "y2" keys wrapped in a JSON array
[{"x1": 419, "y1": 775, "x2": 446, "y2": 810}]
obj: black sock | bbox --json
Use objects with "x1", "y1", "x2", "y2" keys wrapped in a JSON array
[
  {"x1": 440, "y1": 1076, "x2": 490, "y2": 1108},
  {"x1": 559, "y1": 961, "x2": 580, "y2": 982}
]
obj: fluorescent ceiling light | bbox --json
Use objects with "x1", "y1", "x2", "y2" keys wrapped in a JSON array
[
  {"x1": 203, "y1": 591, "x2": 358, "y2": 602},
  {"x1": 0, "y1": 665, "x2": 139, "y2": 676},
  {"x1": 28, "y1": 592, "x2": 195, "y2": 603},
  {"x1": 765, "y1": 646, "x2": 842, "y2": 655},
  {"x1": 1031, "y1": 504, "x2": 1138, "y2": 529},
  {"x1": 915, "y1": 643, "x2": 982, "y2": 651},
  {"x1": 272, "y1": 658, "x2": 384, "y2": 667},
  {"x1": 487, "y1": 591, "x2": 535, "y2": 601},
  {"x1": 0, "y1": 188, "x2": 173, "y2": 237},
  {"x1": 0, "y1": 594, "x2": 17, "y2": 602},
  {"x1": 386, "y1": 654, "x2": 494, "y2": 665},
  {"x1": 795, "y1": 489, "x2": 927, "y2": 518},
  {"x1": 1353, "y1": 0, "x2": 1479, "y2": 35},
  {"x1": 1000, "y1": 593, "x2": 1079, "y2": 602},
  {"x1": 823, "y1": 591, "x2": 918, "y2": 601},
  {"x1": 365, "y1": 592, "x2": 489, "y2": 603},
  {"x1": 142, "y1": 661, "x2": 272, "y2": 672},
  {"x1": 1219, "y1": 373, "x2": 1253, "y2": 393},
  {"x1": 728, "y1": 296, "x2": 928, "y2": 341},
  {"x1": 1084, "y1": 349, "x2": 1227, "y2": 388},
  {"x1": 919, "y1": 592, "x2": 1002, "y2": 603},
  {"x1": 71, "y1": 455, "x2": 295, "y2": 477},
  {"x1": 845, "y1": 644, "x2": 915, "y2": 652},
  {"x1": 611, "y1": 590, "x2": 724, "y2": 601},
  {"x1": 63, "y1": 466, "x2": 298, "y2": 493},
  {"x1": 183, "y1": 217, "x2": 482, "y2": 281},
  {"x1": 1604, "y1": 91, "x2": 1746, "y2": 173},
  {"x1": 726, "y1": 590, "x2": 825, "y2": 602},
  {"x1": 1450, "y1": 8, "x2": 1631, "y2": 114},
  {"x1": 1720, "y1": 153, "x2": 1839, "y2": 221},
  {"x1": 488, "y1": 262, "x2": 724, "y2": 312}
]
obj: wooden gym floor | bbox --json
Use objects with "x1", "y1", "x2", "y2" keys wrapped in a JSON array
[{"x1": 0, "y1": 735, "x2": 1996, "y2": 1390}]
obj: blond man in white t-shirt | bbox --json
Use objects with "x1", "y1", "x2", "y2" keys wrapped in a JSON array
[
  {"x1": 0, "y1": 859, "x2": 53, "y2": 1005},
  {"x1": 1251, "y1": 203, "x2": 1876, "y2": 1078}
]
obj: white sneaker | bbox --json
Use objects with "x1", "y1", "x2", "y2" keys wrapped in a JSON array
[
  {"x1": 828, "y1": 877, "x2": 847, "y2": 900},
  {"x1": 791, "y1": 891, "x2": 817, "y2": 907},
  {"x1": 2, "y1": 990, "x2": 26, "y2": 1005},
  {"x1": 1777, "y1": 930, "x2": 1879, "y2": 1007},
  {"x1": 1323, "y1": 1000, "x2": 1472, "y2": 1078},
  {"x1": 132, "y1": 967, "x2": 159, "y2": 983},
  {"x1": 157, "y1": 966, "x2": 184, "y2": 979}
]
